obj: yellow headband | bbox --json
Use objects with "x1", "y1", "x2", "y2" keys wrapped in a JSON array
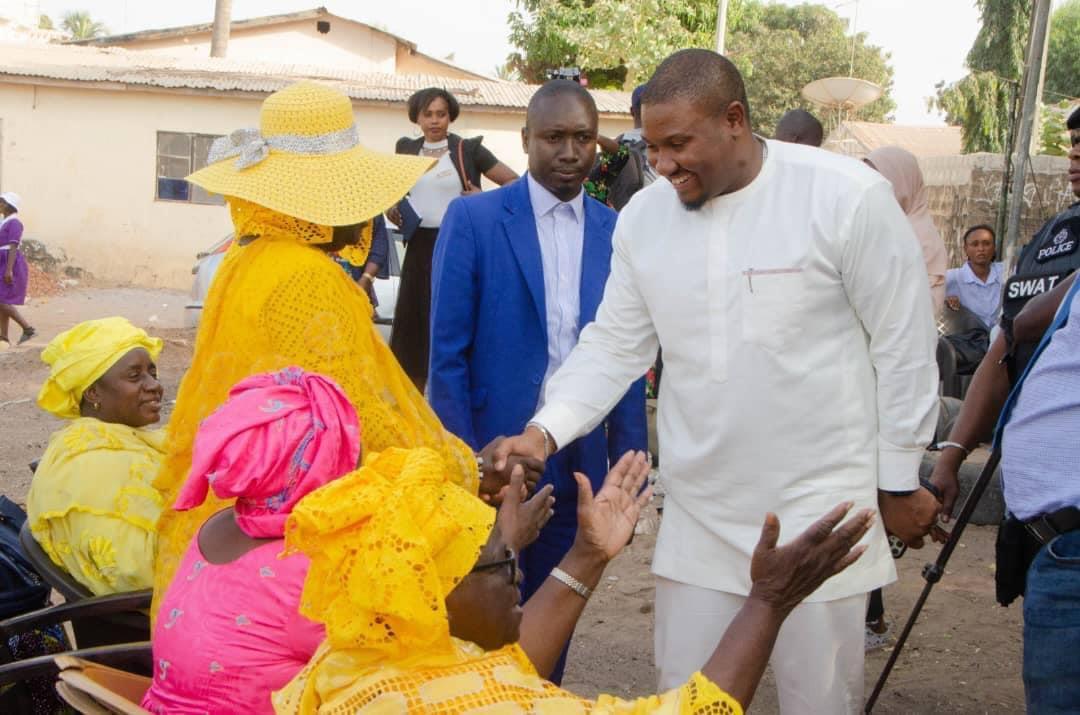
[{"x1": 37, "y1": 317, "x2": 163, "y2": 420}]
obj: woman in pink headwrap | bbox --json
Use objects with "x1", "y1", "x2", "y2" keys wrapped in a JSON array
[
  {"x1": 141, "y1": 367, "x2": 361, "y2": 715},
  {"x1": 865, "y1": 146, "x2": 948, "y2": 315}
]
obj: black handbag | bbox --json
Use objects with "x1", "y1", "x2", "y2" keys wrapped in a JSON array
[
  {"x1": 0, "y1": 496, "x2": 49, "y2": 619},
  {"x1": 0, "y1": 496, "x2": 70, "y2": 714}
]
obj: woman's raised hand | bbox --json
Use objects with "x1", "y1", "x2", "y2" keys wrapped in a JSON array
[
  {"x1": 573, "y1": 450, "x2": 653, "y2": 563},
  {"x1": 495, "y1": 464, "x2": 555, "y2": 552},
  {"x1": 748, "y1": 502, "x2": 875, "y2": 615}
]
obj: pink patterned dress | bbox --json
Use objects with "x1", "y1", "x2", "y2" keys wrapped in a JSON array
[{"x1": 141, "y1": 535, "x2": 324, "y2": 714}]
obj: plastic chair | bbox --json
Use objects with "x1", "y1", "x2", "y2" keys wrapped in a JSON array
[
  {"x1": 0, "y1": 589, "x2": 151, "y2": 711},
  {"x1": 55, "y1": 655, "x2": 151, "y2": 714},
  {"x1": 17, "y1": 523, "x2": 150, "y2": 648}
]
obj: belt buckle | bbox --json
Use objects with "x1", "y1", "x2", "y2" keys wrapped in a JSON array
[{"x1": 1025, "y1": 518, "x2": 1058, "y2": 546}]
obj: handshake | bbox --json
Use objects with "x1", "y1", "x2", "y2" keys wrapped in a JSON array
[{"x1": 480, "y1": 424, "x2": 942, "y2": 551}]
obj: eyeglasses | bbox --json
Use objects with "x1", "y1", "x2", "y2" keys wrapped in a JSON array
[{"x1": 470, "y1": 547, "x2": 517, "y2": 585}]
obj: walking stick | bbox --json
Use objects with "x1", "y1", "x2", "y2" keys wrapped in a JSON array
[{"x1": 864, "y1": 448, "x2": 1002, "y2": 713}]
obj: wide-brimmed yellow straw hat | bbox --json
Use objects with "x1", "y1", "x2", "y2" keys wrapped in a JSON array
[{"x1": 186, "y1": 81, "x2": 434, "y2": 226}]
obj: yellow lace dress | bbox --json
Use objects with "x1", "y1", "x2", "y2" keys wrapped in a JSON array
[
  {"x1": 271, "y1": 447, "x2": 742, "y2": 715},
  {"x1": 27, "y1": 418, "x2": 165, "y2": 596},
  {"x1": 151, "y1": 200, "x2": 477, "y2": 617}
]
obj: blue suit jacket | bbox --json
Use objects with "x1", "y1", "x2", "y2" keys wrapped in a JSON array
[{"x1": 429, "y1": 177, "x2": 647, "y2": 494}]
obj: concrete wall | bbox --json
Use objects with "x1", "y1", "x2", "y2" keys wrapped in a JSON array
[
  {"x1": 115, "y1": 19, "x2": 398, "y2": 72},
  {"x1": 0, "y1": 81, "x2": 631, "y2": 289},
  {"x1": 920, "y1": 153, "x2": 1074, "y2": 268}
]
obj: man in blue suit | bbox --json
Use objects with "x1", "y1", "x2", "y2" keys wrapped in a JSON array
[{"x1": 429, "y1": 80, "x2": 647, "y2": 682}]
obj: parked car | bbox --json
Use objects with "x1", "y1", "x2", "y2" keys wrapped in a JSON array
[{"x1": 184, "y1": 229, "x2": 405, "y2": 342}]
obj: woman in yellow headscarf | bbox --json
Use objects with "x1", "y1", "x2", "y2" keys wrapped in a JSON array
[
  {"x1": 151, "y1": 81, "x2": 534, "y2": 616},
  {"x1": 272, "y1": 446, "x2": 875, "y2": 715},
  {"x1": 28, "y1": 317, "x2": 166, "y2": 596}
]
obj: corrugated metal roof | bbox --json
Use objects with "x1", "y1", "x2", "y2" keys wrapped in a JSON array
[
  {"x1": 824, "y1": 121, "x2": 962, "y2": 158},
  {"x1": 0, "y1": 42, "x2": 632, "y2": 114}
]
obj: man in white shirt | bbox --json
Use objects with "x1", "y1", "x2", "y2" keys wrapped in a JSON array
[{"x1": 493, "y1": 49, "x2": 941, "y2": 713}]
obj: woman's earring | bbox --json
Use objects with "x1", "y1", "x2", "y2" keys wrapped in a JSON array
[{"x1": 93, "y1": 402, "x2": 100, "y2": 411}]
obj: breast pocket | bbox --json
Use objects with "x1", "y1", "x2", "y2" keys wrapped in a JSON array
[{"x1": 741, "y1": 268, "x2": 807, "y2": 353}]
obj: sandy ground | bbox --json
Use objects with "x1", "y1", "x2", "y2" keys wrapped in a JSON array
[{"x1": 1, "y1": 288, "x2": 1025, "y2": 713}]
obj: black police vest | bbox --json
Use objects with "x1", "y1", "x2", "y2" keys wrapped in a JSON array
[{"x1": 1001, "y1": 202, "x2": 1080, "y2": 379}]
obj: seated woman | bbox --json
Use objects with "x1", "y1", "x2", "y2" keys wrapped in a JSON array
[
  {"x1": 142, "y1": 369, "x2": 362, "y2": 714},
  {"x1": 27, "y1": 317, "x2": 165, "y2": 596},
  {"x1": 273, "y1": 448, "x2": 874, "y2": 713}
]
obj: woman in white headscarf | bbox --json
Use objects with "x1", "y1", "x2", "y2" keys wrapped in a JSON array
[
  {"x1": 0, "y1": 191, "x2": 35, "y2": 346},
  {"x1": 865, "y1": 147, "x2": 948, "y2": 315}
]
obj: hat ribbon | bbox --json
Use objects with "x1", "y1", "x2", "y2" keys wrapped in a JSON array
[{"x1": 207, "y1": 125, "x2": 361, "y2": 170}]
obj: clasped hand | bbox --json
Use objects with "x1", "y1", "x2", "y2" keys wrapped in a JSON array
[
  {"x1": 478, "y1": 436, "x2": 545, "y2": 505},
  {"x1": 877, "y1": 487, "x2": 941, "y2": 549}
]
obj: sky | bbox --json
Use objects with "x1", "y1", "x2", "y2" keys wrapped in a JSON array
[{"x1": 3, "y1": 0, "x2": 1069, "y2": 126}]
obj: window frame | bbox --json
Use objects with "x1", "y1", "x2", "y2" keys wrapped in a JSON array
[{"x1": 155, "y1": 131, "x2": 225, "y2": 206}]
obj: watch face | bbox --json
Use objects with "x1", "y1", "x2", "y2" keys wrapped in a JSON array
[{"x1": 888, "y1": 534, "x2": 907, "y2": 559}]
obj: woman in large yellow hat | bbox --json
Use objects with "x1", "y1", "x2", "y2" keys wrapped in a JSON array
[{"x1": 150, "y1": 82, "x2": 530, "y2": 616}]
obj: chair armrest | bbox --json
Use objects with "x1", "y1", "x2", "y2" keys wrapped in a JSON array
[
  {"x1": 0, "y1": 590, "x2": 151, "y2": 640},
  {"x1": 0, "y1": 641, "x2": 151, "y2": 687}
]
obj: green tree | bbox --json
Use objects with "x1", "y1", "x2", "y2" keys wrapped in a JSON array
[
  {"x1": 1045, "y1": 0, "x2": 1080, "y2": 104},
  {"x1": 1039, "y1": 100, "x2": 1071, "y2": 156},
  {"x1": 506, "y1": 0, "x2": 894, "y2": 134},
  {"x1": 61, "y1": 10, "x2": 108, "y2": 40},
  {"x1": 931, "y1": 0, "x2": 1030, "y2": 153},
  {"x1": 727, "y1": 3, "x2": 894, "y2": 133},
  {"x1": 38, "y1": 14, "x2": 54, "y2": 30}
]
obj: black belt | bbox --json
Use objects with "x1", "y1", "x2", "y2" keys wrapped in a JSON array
[{"x1": 1025, "y1": 506, "x2": 1080, "y2": 545}]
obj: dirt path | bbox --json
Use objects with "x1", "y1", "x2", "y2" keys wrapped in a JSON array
[
  {"x1": 562, "y1": 509, "x2": 1024, "y2": 713},
  {"x1": 0, "y1": 288, "x2": 1025, "y2": 713}
]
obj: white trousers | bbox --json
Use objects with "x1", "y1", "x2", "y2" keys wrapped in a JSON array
[{"x1": 655, "y1": 577, "x2": 867, "y2": 715}]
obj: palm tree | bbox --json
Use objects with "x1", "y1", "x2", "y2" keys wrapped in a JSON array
[
  {"x1": 38, "y1": 15, "x2": 54, "y2": 30},
  {"x1": 62, "y1": 11, "x2": 108, "y2": 40}
]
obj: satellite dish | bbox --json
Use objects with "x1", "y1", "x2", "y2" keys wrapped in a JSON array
[{"x1": 801, "y1": 77, "x2": 883, "y2": 111}]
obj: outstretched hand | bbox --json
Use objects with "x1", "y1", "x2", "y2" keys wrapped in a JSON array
[
  {"x1": 749, "y1": 502, "x2": 874, "y2": 615},
  {"x1": 496, "y1": 465, "x2": 555, "y2": 552},
  {"x1": 573, "y1": 451, "x2": 653, "y2": 562}
]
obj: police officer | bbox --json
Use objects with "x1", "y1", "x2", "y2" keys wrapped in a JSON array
[{"x1": 929, "y1": 106, "x2": 1080, "y2": 602}]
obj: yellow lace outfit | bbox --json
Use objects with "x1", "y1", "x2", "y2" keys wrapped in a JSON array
[
  {"x1": 28, "y1": 420, "x2": 165, "y2": 596},
  {"x1": 271, "y1": 448, "x2": 742, "y2": 715},
  {"x1": 150, "y1": 200, "x2": 477, "y2": 616},
  {"x1": 153, "y1": 82, "x2": 473, "y2": 617},
  {"x1": 28, "y1": 317, "x2": 166, "y2": 596}
]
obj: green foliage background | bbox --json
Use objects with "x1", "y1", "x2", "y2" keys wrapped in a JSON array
[{"x1": 507, "y1": 0, "x2": 895, "y2": 135}]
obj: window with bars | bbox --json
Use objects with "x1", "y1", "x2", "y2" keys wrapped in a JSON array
[{"x1": 156, "y1": 132, "x2": 224, "y2": 205}]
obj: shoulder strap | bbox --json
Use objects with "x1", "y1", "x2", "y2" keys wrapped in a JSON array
[{"x1": 448, "y1": 134, "x2": 469, "y2": 192}]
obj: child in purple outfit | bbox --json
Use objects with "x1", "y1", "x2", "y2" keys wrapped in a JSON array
[{"x1": 0, "y1": 191, "x2": 35, "y2": 345}]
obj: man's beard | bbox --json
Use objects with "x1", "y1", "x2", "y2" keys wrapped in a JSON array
[{"x1": 680, "y1": 197, "x2": 707, "y2": 211}]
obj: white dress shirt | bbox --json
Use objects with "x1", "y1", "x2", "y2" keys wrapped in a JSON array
[
  {"x1": 533, "y1": 140, "x2": 939, "y2": 601},
  {"x1": 409, "y1": 152, "x2": 461, "y2": 228},
  {"x1": 526, "y1": 173, "x2": 585, "y2": 405}
]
